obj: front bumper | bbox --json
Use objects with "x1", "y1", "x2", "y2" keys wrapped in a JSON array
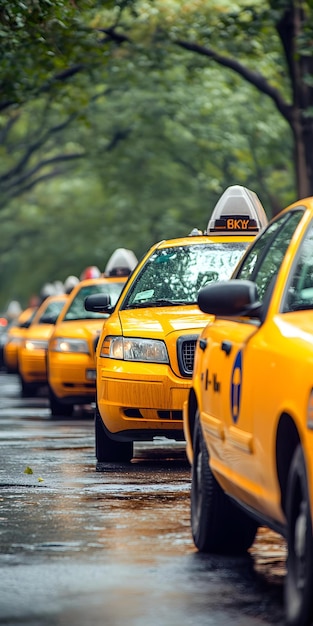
[
  {"x1": 48, "y1": 352, "x2": 96, "y2": 401},
  {"x1": 19, "y1": 349, "x2": 47, "y2": 383},
  {"x1": 97, "y1": 359, "x2": 191, "y2": 440}
]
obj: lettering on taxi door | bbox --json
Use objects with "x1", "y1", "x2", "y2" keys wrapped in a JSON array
[
  {"x1": 204, "y1": 369, "x2": 220, "y2": 392},
  {"x1": 231, "y1": 350, "x2": 242, "y2": 423}
]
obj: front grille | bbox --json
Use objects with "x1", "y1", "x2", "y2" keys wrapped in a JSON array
[
  {"x1": 63, "y1": 382, "x2": 95, "y2": 389},
  {"x1": 177, "y1": 335, "x2": 199, "y2": 377},
  {"x1": 158, "y1": 410, "x2": 183, "y2": 420},
  {"x1": 123, "y1": 408, "x2": 183, "y2": 420}
]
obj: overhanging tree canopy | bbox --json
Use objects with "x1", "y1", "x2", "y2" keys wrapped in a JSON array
[
  {"x1": 100, "y1": 0, "x2": 313, "y2": 198},
  {"x1": 0, "y1": 0, "x2": 307, "y2": 308},
  {"x1": 1, "y1": 1, "x2": 311, "y2": 199}
]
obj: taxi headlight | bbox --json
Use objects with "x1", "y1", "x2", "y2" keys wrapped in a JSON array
[
  {"x1": 49, "y1": 338, "x2": 89, "y2": 354},
  {"x1": 100, "y1": 336, "x2": 169, "y2": 363},
  {"x1": 25, "y1": 339, "x2": 49, "y2": 351}
]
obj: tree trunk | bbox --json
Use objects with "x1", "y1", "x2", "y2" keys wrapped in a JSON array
[
  {"x1": 291, "y1": 113, "x2": 313, "y2": 198},
  {"x1": 276, "y1": 0, "x2": 313, "y2": 197}
]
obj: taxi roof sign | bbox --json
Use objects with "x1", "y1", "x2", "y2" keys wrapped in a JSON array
[
  {"x1": 104, "y1": 248, "x2": 138, "y2": 277},
  {"x1": 207, "y1": 185, "x2": 268, "y2": 234}
]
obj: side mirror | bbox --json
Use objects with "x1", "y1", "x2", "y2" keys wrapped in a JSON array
[
  {"x1": 40, "y1": 314, "x2": 58, "y2": 324},
  {"x1": 20, "y1": 320, "x2": 31, "y2": 328},
  {"x1": 198, "y1": 280, "x2": 262, "y2": 318},
  {"x1": 84, "y1": 293, "x2": 113, "y2": 313}
]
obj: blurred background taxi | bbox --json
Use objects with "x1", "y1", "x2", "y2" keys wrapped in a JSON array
[
  {"x1": 46, "y1": 249, "x2": 137, "y2": 417},
  {"x1": 18, "y1": 294, "x2": 67, "y2": 397},
  {"x1": 3, "y1": 305, "x2": 38, "y2": 373},
  {"x1": 85, "y1": 185, "x2": 268, "y2": 462}
]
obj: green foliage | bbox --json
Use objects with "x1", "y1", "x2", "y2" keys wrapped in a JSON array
[
  {"x1": 0, "y1": 0, "x2": 110, "y2": 106},
  {"x1": 0, "y1": 0, "x2": 306, "y2": 310}
]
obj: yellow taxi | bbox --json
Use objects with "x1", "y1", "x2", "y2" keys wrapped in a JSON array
[
  {"x1": 4, "y1": 306, "x2": 38, "y2": 374},
  {"x1": 183, "y1": 195, "x2": 313, "y2": 626},
  {"x1": 47, "y1": 274, "x2": 130, "y2": 417},
  {"x1": 84, "y1": 186, "x2": 268, "y2": 463},
  {"x1": 18, "y1": 294, "x2": 67, "y2": 397}
]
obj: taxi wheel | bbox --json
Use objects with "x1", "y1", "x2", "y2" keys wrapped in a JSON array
[
  {"x1": 20, "y1": 376, "x2": 37, "y2": 398},
  {"x1": 285, "y1": 445, "x2": 313, "y2": 626},
  {"x1": 191, "y1": 412, "x2": 257, "y2": 555},
  {"x1": 95, "y1": 408, "x2": 133, "y2": 462},
  {"x1": 48, "y1": 385, "x2": 74, "y2": 417}
]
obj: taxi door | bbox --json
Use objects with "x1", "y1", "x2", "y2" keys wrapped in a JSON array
[
  {"x1": 200, "y1": 208, "x2": 305, "y2": 514},
  {"x1": 199, "y1": 316, "x2": 258, "y2": 480}
]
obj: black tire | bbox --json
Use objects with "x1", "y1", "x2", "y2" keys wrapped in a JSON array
[
  {"x1": 48, "y1": 385, "x2": 74, "y2": 417},
  {"x1": 95, "y1": 407, "x2": 133, "y2": 462},
  {"x1": 19, "y1": 376, "x2": 37, "y2": 398},
  {"x1": 191, "y1": 411, "x2": 257, "y2": 554},
  {"x1": 285, "y1": 445, "x2": 313, "y2": 626}
]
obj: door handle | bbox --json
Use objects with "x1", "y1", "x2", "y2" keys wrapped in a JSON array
[{"x1": 221, "y1": 340, "x2": 232, "y2": 355}]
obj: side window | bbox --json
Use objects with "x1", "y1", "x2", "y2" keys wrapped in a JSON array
[
  {"x1": 236, "y1": 218, "x2": 286, "y2": 281},
  {"x1": 236, "y1": 210, "x2": 303, "y2": 303},
  {"x1": 282, "y1": 220, "x2": 313, "y2": 312}
]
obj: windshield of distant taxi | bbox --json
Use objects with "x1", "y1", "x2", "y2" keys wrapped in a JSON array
[
  {"x1": 37, "y1": 299, "x2": 65, "y2": 323},
  {"x1": 122, "y1": 243, "x2": 248, "y2": 308},
  {"x1": 64, "y1": 282, "x2": 124, "y2": 320}
]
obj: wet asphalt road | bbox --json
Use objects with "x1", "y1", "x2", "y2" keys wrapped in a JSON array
[{"x1": 0, "y1": 372, "x2": 287, "y2": 626}]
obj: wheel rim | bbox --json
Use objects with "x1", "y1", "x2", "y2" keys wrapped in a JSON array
[
  {"x1": 192, "y1": 430, "x2": 203, "y2": 531},
  {"x1": 294, "y1": 499, "x2": 308, "y2": 591},
  {"x1": 196, "y1": 449, "x2": 203, "y2": 502},
  {"x1": 286, "y1": 448, "x2": 313, "y2": 626}
]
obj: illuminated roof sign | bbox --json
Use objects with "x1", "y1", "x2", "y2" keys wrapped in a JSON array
[
  {"x1": 104, "y1": 248, "x2": 138, "y2": 277},
  {"x1": 207, "y1": 185, "x2": 268, "y2": 235}
]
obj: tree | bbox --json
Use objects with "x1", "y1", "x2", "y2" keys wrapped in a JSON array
[
  {"x1": 175, "y1": 1, "x2": 313, "y2": 198},
  {"x1": 0, "y1": 0, "x2": 122, "y2": 204},
  {"x1": 0, "y1": 0, "x2": 304, "y2": 308},
  {"x1": 100, "y1": 0, "x2": 313, "y2": 199},
  {"x1": 0, "y1": 0, "x2": 100, "y2": 109}
]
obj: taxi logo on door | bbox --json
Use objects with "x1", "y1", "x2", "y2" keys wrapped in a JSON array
[{"x1": 231, "y1": 350, "x2": 242, "y2": 423}]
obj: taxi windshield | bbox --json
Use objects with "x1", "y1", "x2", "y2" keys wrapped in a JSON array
[
  {"x1": 38, "y1": 300, "x2": 65, "y2": 324},
  {"x1": 64, "y1": 282, "x2": 124, "y2": 320},
  {"x1": 123, "y1": 243, "x2": 248, "y2": 309}
]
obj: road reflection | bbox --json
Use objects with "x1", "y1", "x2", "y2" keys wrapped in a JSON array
[{"x1": 0, "y1": 372, "x2": 286, "y2": 625}]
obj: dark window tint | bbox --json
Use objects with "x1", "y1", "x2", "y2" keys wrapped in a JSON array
[
  {"x1": 282, "y1": 219, "x2": 313, "y2": 312},
  {"x1": 38, "y1": 300, "x2": 65, "y2": 323},
  {"x1": 64, "y1": 282, "x2": 124, "y2": 320},
  {"x1": 236, "y1": 210, "x2": 303, "y2": 303}
]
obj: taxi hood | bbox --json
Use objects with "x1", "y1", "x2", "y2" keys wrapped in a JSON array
[
  {"x1": 118, "y1": 305, "x2": 211, "y2": 338},
  {"x1": 25, "y1": 323, "x2": 56, "y2": 340},
  {"x1": 53, "y1": 319, "x2": 104, "y2": 340}
]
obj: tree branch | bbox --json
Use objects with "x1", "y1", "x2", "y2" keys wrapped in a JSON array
[
  {"x1": 175, "y1": 39, "x2": 293, "y2": 125},
  {"x1": 2, "y1": 152, "x2": 86, "y2": 192},
  {"x1": 0, "y1": 113, "x2": 77, "y2": 183},
  {"x1": 97, "y1": 27, "x2": 131, "y2": 45},
  {"x1": 105, "y1": 129, "x2": 131, "y2": 152},
  {"x1": 0, "y1": 169, "x2": 72, "y2": 210}
]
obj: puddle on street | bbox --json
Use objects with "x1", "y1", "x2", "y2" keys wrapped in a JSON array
[
  {"x1": 0, "y1": 374, "x2": 286, "y2": 624},
  {"x1": 250, "y1": 527, "x2": 287, "y2": 583}
]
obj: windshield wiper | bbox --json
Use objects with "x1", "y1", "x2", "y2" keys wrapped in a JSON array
[
  {"x1": 291, "y1": 303, "x2": 313, "y2": 311},
  {"x1": 124, "y1": 299, "x2": 191, "y2": 309}
]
